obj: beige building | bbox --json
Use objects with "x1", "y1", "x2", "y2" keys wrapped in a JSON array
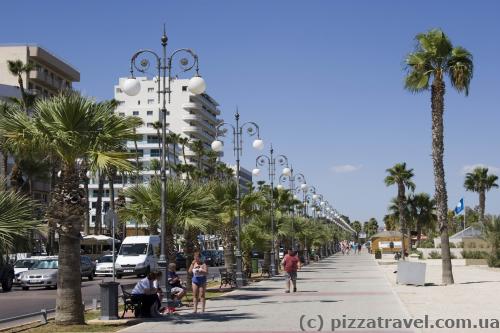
[
  {"x1": 0, "y1": 44, "x2": 80, "y2": 205},
  {"x1": 0, "y1": 44, "x2": 80, "y2": 98}
]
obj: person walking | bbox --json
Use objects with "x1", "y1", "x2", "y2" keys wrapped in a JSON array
[
  {"x1": 188, "y1": 252, "x2": 208, "y2": 313},
  {"x1": 281, "y1": 249, "x2": 300, "y2": 293},
  {"x1": 357, "y1": 243, "x2": 362, "y2": 254}
]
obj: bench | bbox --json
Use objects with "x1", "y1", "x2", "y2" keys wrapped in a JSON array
[
  {"x1": 219, "y1": 268, "x2": 237, "y2": 289},
  {"x1": 120, "y1": 284, "x2": 142, "y2": 318},
  {"x1": 259, "y1": 263, "x2": 271, "y2": 278}
]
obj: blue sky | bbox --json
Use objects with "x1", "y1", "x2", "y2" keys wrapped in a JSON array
[{"x1": 2, "y1": 1, "x2": 500, "y2": 224}]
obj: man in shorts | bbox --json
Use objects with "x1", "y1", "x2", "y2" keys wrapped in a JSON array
[{"x1": 282, "y1": 249, "x2": 300, "y2": 293}]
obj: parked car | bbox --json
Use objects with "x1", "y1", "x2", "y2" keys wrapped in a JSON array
[
  {"x1": 13, "y1": 258, "x2": 39, "y2": 284},
  {"x1": 0, "y1": 257, "x2": 14, "y2": 292},
  {"x1": 80, "y1": 255, "x2": 96, "y2": 280},
  {"x1": 175, "y1": 252, "x2": 187, "y2": 270},
  {"x1": 19, "y1": 257, "x2": 58, "y2": 290},
  {"x1": 95, "y1": 255, "x2": 115, "y2": 277},
  {"x1": 201, "y1": 250, "x2": 218, "y2": 266}
]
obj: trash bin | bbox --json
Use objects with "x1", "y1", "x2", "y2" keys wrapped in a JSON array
[
  {"x1": 100, "y1": 282, "x2": 119, "y2": 320},
  {"x1": 251, "y1": 258, "x2": 259, "y2": 273}
]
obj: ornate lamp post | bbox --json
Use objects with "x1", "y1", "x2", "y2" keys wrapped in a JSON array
[
  {"x1": 211, "y1": 111, "x2": 264, "y2": 287},
  {"x1": 122, "y1": 27, "x2": 206, "y2": 305},
  {"x1": 280, "y1": 166, "x2": 306, "y2": 251},
  {"x1": 253, "y1": 145, "x2": 288, "y2": 276}
]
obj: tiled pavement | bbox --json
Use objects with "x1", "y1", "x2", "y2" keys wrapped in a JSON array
[{"x1": 119, "y1": 252, "x2": 415, "y2": 333}]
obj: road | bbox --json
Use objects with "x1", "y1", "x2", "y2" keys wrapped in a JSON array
[{"x1": 0, "y1": 266, "x2": 221, "y2": 323}]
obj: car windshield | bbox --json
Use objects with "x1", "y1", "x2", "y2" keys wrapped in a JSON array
[
  {"x1": 119, "y1": 244, "x2": 147, "y2": 256},
  {"x1": 32, "y1": 260, "x2": 58, "y2": 269},
  {"x1": 98, "y1": 256, "x2": 114, "y2": 263},
  {"x1": 14, "y1": 260, "x2": 37, "y2": 268}
]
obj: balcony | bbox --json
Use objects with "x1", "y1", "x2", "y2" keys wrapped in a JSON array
[{"x1": 182, "y1": 102, "x2": 201, "y2": 110}]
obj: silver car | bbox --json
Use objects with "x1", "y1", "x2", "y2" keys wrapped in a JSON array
[{"x1": 19, "y1": 258, "x2": 58, "y2": 290}]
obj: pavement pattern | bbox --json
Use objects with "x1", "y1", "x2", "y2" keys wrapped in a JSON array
[{"x1": 119, "y1": 252, "x2": 415, "y2": 333}]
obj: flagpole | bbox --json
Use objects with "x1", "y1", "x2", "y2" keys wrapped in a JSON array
[{"x1": 463, "y1": 199, "x2": 466, "y2": 231}]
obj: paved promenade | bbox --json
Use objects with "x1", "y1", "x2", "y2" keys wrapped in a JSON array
[{"x1": 120, "y1": 252, "x2": 415, "y2": 333}]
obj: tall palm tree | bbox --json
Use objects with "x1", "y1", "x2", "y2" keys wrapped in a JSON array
[
  {"x1": 404, "y1": 28, "x2": 473, "y2": 284},
  {"x1": 0, "y1": 102, "x2": 14, "y2": 184},
  {"x1": 190, "y1": 140, "x2": 206, "y2": 175},
  {"x1": 385, "y1": 162, "x2": 415, "y2": 259},
  {"x1": 0, "y1": 92, "x2": 137, "y2": 325},
  {"x1": 7, "y1": 60, "x2": 35, "y2": 112},
  {"x1": 351, "y1": 221, "x2": 362, "y2": 240},
  {"x1": 464, "y1": 167, "x2": 498, "y2": 223}
]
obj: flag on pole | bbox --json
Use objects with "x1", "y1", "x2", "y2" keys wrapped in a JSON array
[{"x1": 454, "y1": 198, "x2": 464, "y2": 214}]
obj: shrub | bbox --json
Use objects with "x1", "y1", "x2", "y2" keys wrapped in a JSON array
[
  {"x1": 449, "y1": 242, "x2": 456, "y2": 248},
  {"x1": 411, "y1": 250, "x2": 423, "y2": 259},
  {"x1": 450, "y1": 252, "x2": 457, "y2": 259},
  {"x1": 428, "y1": 251, "x2": 441, "y2": 259},
  {"x1": 457, "y1": 242, "x2": 464, "y2": 248},
  {"x1": 418, "y1": 239, "x2": 434, "y2": 248},
  {"x1": 461, "y1": 251, "x2": 489, "y2": 259},
  {"x1": 488, "y1": 254, "x2": 500, "y2": 268}
]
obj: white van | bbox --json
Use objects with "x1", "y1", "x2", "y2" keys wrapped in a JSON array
[{"x1": 115, "y1": 236, "x2": 160, "y2": 279}]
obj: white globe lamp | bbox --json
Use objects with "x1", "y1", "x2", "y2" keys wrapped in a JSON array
[
  {"x1": 282, "y1": 167, "x2": 291, "y2": 177},
  {"x1": 276, "y1": 184, "x2": 284, "y2": 190},
  {"x1": 252, "y1": 139, "x2": 264, "y2": 150},
  {"x1": 122, "y1": 78, "x2": 141, "y2": 96},
  {"x1": 252, "y1": 168, "x2": 261, "y2": 176},
  {"x1": 211, "y1": 140, "x2": 223, "y2": 152},
  {"x1": 300, "y1": 183, "x2": 308, "y2": 191},
  {"x1": 188, "y1": 76, "x2": 206, "y2": 95}
]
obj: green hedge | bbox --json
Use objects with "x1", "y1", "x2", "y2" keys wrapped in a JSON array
[{"x1": 461, "y1": 250, "x2": 489, "y2": 259}]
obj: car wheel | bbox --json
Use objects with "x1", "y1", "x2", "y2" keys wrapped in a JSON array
[
  {"x1": 22, "y1": 286, "x2": 29, "y2": 291},
  {"x1": 88, "y1": 271, "x2": 94, "y2": 281}
]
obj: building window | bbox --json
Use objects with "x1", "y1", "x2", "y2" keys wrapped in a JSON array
[
  {"x1": 137, "y1": 100, "x2": 141, "y2": 105},
  {"x1": 146, "y1": 123, "x2": 154, "y2": 128},
  {"x1": 92, "y1": 202, "x2": 97, "y2": 209},
  {"x1": 133, "y1": 111, "x2": 139, "y2": 116},
  {"x1": 116, "y1": 87, "x2": 122, "y2": 93},
  {"x1": 150, "y1": 149, "x2": 160, "y2": 157},
  {"x1": 148, "y1": 88, "x2": 154, "y2": 93},
  {"x1": 92, "y1": 216, "x2": 96, "y2": 223},
  {"x1": 182, "y1": 86, "x2": 188, "y2": 91},
  {"x1": 147, "y1": 135, "x2": 159, "y2": 144},
  {"x1": 147, "y1": 99, "x2": 155, "y2": 104},
  {"x1": 136, "y1": 149, "x2": 144, "y2": 157},
  {"x1": 147, "y1": 110, "x2": 153, "y2": 116},
  {"x1": 119, "y1": 112, "x2": 125, "y2": 117}
]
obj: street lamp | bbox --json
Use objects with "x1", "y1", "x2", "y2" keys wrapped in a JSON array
[
  {"x1": 123, "y1": 27, "x2": 205, "y2": 307},
  {"x1": 279, "y1": 166, "x2": 306, "y2": 251},
  {"x1": 254, "y1": 145, "x2": 289, "y2": 276},
  {"x1": 212, "y1": 110, "x2": 263, "y2": 287}
]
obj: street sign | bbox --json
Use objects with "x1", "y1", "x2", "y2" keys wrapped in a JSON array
[{"x1": 104, "y1": 210, "x2": 118, "y2": 229}]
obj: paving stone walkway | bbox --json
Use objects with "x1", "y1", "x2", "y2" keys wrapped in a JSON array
[{"x1": 119, "y1": 252, "x2": 415, "y2": 333}]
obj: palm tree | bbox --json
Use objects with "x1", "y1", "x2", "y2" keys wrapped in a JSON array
[
  {"x1": 351, "y1": 221, "x2": 362, "y2": 240},
  {"x1": 210, "y1": 180, "x2": 266, "y2": 271},
  {"x1": 190, "y1": 140, "x2": 206, "y2": 175},
  {"x1": 0, "y1": 189, "x2": 39, "y2": 255},
  {"x1": 484, "y1": 217, "x2": 500, "y2": 266},
  {"x1": 0, "y1": 102, "x2": 14, "y2": 184},
  {"x1": 385, "y1": 162, "x2": 415, "y2": 259},
  {"x1": 0, "y1": 92, "x2": 137, "y2": 325},
  {"x1": 404, "y1": 28, "x2": 473, "y2": 284},
  {"x1": 7, "y1": 60, "x2": 35, "y2": 112},
  {"x1": 464, "y1": 167, "x2": 498, "y2": 223},
  {"x1": 383, "y1": 214, "x2": 398, "y2": 231},
  {"x1": 411, "y1": 193, "x2": 436, "y2": 247}
]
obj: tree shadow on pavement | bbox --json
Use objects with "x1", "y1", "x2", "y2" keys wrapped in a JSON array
[{"x1": 163, "y1": 311, "x2": 259, "y2": 324}]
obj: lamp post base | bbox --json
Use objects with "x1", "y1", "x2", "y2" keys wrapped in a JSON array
[
  {"x1": 235, "y1": 250, "x2": 246, "y2": 287},
  {"x1": 270, "y1": 251, "x2": 276, "y2": 276},
  {"x1": 158, "y1": 256, "x2": 174, "y2": 308}
]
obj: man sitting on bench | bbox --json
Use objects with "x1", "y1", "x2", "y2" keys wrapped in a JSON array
[{"x1": 131, "y1": 272, "x2": 162, "y2": 317}]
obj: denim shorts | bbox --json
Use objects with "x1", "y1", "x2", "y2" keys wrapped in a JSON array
[
  {"x1": 286, "y1": 271, "x2": 297, "y2": 281},
  {"x1": 192, "y1": 276, "x2": 207, "y2": 286}
]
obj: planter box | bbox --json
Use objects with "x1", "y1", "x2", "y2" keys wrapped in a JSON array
[
  {"x1": 465, "y1": 259, "x2": 488, "y2": 266},
  {"x1": 397, "y1": 261, "x2": 426, "y2": 286}
]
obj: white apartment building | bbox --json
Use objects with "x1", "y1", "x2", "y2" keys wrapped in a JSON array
[{"x1": 86, "y1": 76, "x2": 222, "y2": 232}]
